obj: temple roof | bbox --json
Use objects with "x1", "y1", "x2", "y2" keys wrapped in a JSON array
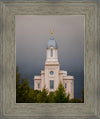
[{"x1": 47, "y1": 36, "x2": 58, "y2": 49}]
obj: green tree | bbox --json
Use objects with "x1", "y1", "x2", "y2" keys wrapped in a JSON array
[
  {"x1": 16, "y1": 66, "x2": 30, "y2": 103},
  {"x1": 66, "y1": 93, "x2": 70, "y2": 103},
  {"x1": 48, "y1": 92, "x2": 55, "y2": 103},
  {"x1": 55, "y1": 82, "x2": 67, "y2": 103},
  {"x1": 37, "y1": 86, "x2": 48, "y2": 103},
  {"x1": 69, "y1": 98, "x2": 82, "y2": 103},
  {"x1": 16, "y1": 77, "x2": 30, "y2": 103},
  {"x1": 16, "y1": 66, "x2": 41, "y2": 103}
]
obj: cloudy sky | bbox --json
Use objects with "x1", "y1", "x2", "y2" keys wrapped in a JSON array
[{"x1": 16, "y1": 15, "x2": 84, "y2": 99}]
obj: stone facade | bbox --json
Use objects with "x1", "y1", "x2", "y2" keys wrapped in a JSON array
[{"x1": 33, "y1": 32, "x2": 74, "y2": 99}]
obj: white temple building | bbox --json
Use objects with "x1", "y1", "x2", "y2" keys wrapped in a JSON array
[{"x1": 33, "y1": 31, "x2": 74, "y2": 98}]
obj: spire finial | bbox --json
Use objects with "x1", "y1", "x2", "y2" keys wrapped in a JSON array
[{"x1": 51, "y1": 30, "x2": 53, "y2": 36}]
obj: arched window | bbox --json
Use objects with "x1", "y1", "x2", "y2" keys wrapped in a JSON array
[{"x1": 51, "y1": 48, "x2": 53, "y2": 57}]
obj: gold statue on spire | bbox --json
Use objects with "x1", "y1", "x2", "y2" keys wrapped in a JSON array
[{"x1": 51, "y1": 30, "x2": 53, "y2": 36}]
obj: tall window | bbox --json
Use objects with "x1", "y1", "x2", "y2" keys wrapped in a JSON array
[
  {"x1": 51, "y1": 48, "x2": 53, "y2": 57},
  {"x1": 65, "y1": 83, "x2": 67, "y2": 88},
  {"x1": 38, "y1": 83, "x2": 40, "y2": 89},
  {"x1": 50, "y1": 80, "x2": 54, "y2": 89}
]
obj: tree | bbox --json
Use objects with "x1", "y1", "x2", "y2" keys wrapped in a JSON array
[
  {"x1": 66, "y1": 93, "x2": 70, "y2": 103},
  {"x1": 48, "y1": 92, "x2": 55, "y2": 103},
  {"x1": 69, "y1": 98, "x2": 82, "y2": 103},
  {"x1": 37, "y1": 86, "x2": 48, "y2": 103},
  {"x1": 55, "y1": 82, "x2": 67, "y2": 103},
  {"x1": 16, "y1": 66, "x2": 30, "y2": 103},
  {"x1": 16, "y1": 77, "x2": 30, "y2": 103}
]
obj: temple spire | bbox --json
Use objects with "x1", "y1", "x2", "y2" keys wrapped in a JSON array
[{"x1": 51, "y1": 30, "x2": 53, "y2": 36}]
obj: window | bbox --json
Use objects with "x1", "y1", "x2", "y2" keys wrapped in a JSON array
[
  {"x1": 50, "y1": 80, "x2": 54, "y2": 89},
  {"x1": 50, "y1": 71, "x2": 54, "y2": 75},
  {"x1": 38, "y1": 83, "x2": 40, "y2": 89},
  {"x1": 51, "y1": 48, "x2": 53, "y2": 57},
  {"x1": 65, "y1": 83, "x2": 67, "y2": 88}
]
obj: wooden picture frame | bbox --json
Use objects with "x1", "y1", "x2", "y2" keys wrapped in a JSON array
[{"x1": 0, "y1": 0, "x2": 100, "y2": 119}]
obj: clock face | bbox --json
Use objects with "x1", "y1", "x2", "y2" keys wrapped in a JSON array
[{"x1": 50, "y1": 71, "x2": 54, "y2": 75}]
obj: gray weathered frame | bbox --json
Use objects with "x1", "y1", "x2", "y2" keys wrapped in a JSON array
[{"x1": 0, "y1": 0, "x2": 100, "y2": 119}]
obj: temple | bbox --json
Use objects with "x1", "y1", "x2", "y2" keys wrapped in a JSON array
[{"x1": 33, "y1": 31, "x2": 74, "y2": 98}]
